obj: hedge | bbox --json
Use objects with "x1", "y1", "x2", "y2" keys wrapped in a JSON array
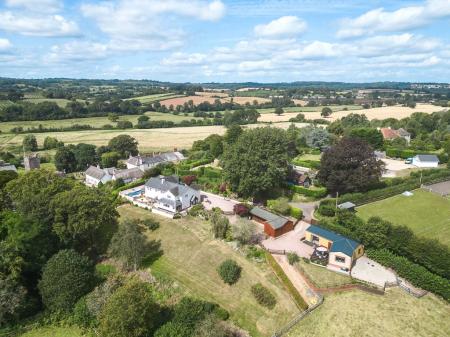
[
  {"x1": 292, "y1": 159, "x2": 321, "y2": 169},
  {"x1": 290, "y1": 207, "x2": 303, "y2": 220},
  {"x1": 386, "y1": 147, "x2": 448, "y2": 162},
  {"x1": 265, "y1": 252, "x2": 308, "y2": 310},
  {"x1": 289, "y1": 185, "x2": 327, "y2": 198},
  {"x1": 366, "y1": 249, "x2": 450, "y2": 301}
]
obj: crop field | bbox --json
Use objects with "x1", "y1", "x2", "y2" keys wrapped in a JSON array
[
  {"x1": 286, "y1": 288, "x2": 450, "y2": 337},
  {"x1": 195, "y1": 91, "x2": 229, "y2": 98},
  {"x1": 0, "y1": 122, "x2": 308, "y2": 152},
  {"x1": 357, "y1": 189, "x2": 450, "y2": 246},
  {"x1": 119, "y1": 205, "x2": 298, "y2": 337},
  {"x1": 125, "y1": 93, "x2": 183, "y2": 103},
  {"x1": 257, "y1": 105, "x2": 361, "y2": 114},
  {"x1": 159, "y1": 95, "x2": 227, "y2": 106},
  {"x1": 225, "y1": 96, "x2": 272, "y2": 104},
  {"x1": 0, "y1": 111, "x2": 206, "y2": 133},
  {"x1": 258, "y1": 104, "x2": 446, "y2": 122},
  {"x1": 22, "y1": 98, "x2": 74, "y2": 107}
]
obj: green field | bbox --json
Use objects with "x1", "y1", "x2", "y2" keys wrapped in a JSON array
[
  {"x1": 0, "y1": 111, "x2": 207, "y2": 133},
  {"x1": 296, "y1": 260, "x2": 353, "y2": 289},
  {"x1": 125, "y1": 93, "x2": 184, "y2": 103},
  {"x1": 118, "y1": 205, "x2": 299, "y2": 337},
  {"x1": 357, "y1": 189, "x2": 450, "y2": 246},
  {"x1": 287, "y1": 288, "x2": 450, "y2": 337},
  {"x1": 22, "y1": 98, "x2": 75, "y2": 108}
]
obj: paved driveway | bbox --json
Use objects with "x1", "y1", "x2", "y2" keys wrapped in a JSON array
[
  {"x1": 201, "y1": 191, "x2": 239, "y2": 213},
  {"x1": 351, "y1": 256, "x2": 397, "y2": 287},
  {"x1": 261, "y1": 221, "x2": 314, "y2": 258},
  {"x1": 381, "y1": 158, "x2": 415, "y2": 177}
]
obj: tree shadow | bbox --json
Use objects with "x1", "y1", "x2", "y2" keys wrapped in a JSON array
[{"x1": 141, "y1": 239, "x2": 164, "y2": 267}]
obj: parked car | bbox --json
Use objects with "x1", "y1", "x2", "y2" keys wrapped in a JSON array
[{"x1": 404, "y1": 157, "x2": 413, "y2": 164}]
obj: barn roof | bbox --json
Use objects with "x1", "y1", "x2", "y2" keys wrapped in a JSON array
[
  {"x1": 250, "y1": 207, "x2": 290, "y2": 230},
  {"x1": 306, "y1": 225, "x2": 361, "y2": 257}
]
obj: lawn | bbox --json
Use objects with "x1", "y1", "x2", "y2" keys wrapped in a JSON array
[
  {"x1": 118, "y1": 204, "x2": 299, "y2": 337},
  {"x1": 19, "y1": 326, "x2": 83, "y2": 337},
  {"x1": 286, "y1": 288, "x2": 450, "y2": 337},
  {"x1": 357, "y1": 189, "x2": 450, "y2": 246},
  {"x1": 0, "y1": 111, "x2": 206, "y2": 133},
  {"x1": 296, "y1": 260, "x2": 353, "y2": 289}
]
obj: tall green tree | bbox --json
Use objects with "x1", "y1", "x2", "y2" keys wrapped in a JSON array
[
  {"x1": 0, "y1": 277, "x2": 27, "y2": 326},
  {"x1": 38, "y1": 249, "x2": 96, "y2": 312},
  {"x1": 99, "y1": 280, "x2": 160, "y2": 337},
  {"x1": 109, "y1": 220, "x2": 149, "y2": 271},
  {"x1": 222, "y1": 127, "x2": 289, "y2": 198},
  {"x1": 22, "y1": 134, "x2": 38, "y2": 152},
  {"x1": 108, "y1": 135, "x2": 138, "y2": 158},
  {"x1": 101, "y1": 151, "x2": 121, "y2": 168},
  {"x1": 51, "y1": 185, "x2": 118, "y2": 257},
  {"x1": 224, "y1": 124, "x2": 243, "y2": 144},
  {"x1": 71, "y1": 143, "x2": 98, "y2": 171},
  {"x1": 348, "y1": 128, "x2": 384, "y2": 149},
  {"x1": 317, "y1": 137, "x2": 384, "y2": 194},
  {"x1": 321, "y1": 107, "x2": 332, "y2": 118},
  {"x1": 54, "y1": 146, "x2": 77, "y2": 173}
]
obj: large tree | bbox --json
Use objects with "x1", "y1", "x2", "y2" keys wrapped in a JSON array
[
  {"x1": 222, "y1": 127, "x2": 289, "y2": 198},
  {"x1": 51, "y1": 185, "x2": 118, "y2": 257},
  {"x1": 317, "y1": 137, "x2": 384, "y2": 194},
  {"x1": 22, "y1": 134, "x2": 38, "y2": 152},
  {"x1": 108, "y1": 135, "x2": 138, "y2": 158},
  {"x1": 38, "y1": 249, "x2": 96, "y2": 312},
  {"x1": 98, "y1": 280, "x2": 160, "y2": 337},
  {"x1": 54, "y1": 146, "x2": 77, "y2": 173},
  {"x1": 348, "y1": 128, "x2": 384, "y2": 150}
]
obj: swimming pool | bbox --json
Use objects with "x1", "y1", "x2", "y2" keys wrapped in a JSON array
[{"x1": 127, "y1": 189, "x2": 143, "y2": 198}]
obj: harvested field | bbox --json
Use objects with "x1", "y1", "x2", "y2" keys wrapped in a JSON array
[
  {"x1": 293, "y1": 99, "x2": 307, "y2": 106},
  {"x1": 225, "y1": 96, "x2": 272, "y2": 104},
  {"x1": 0, "y1": 122, "x2": 309, "y2": 152},
  {"x1": 195, "y1": 91, "x2": 229, "y2": 98},
  {"x1": 258, "y1": 104, "x2": 446, "y2": 122},
  {"x1": 159, "y1": 95, "x2": 227, "y2": 106}
]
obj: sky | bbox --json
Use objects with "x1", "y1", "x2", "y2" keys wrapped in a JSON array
[{"x1": 0, "y1": 0, "x2": 450, "y2": 82}]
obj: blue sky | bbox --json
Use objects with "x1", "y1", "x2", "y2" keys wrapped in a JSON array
[{"x1": 0, "y1": 0, "x2": 449, "y2": 82}]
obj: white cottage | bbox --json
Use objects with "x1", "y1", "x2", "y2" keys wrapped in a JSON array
[
  {"x1": 126, "y1": 151, "x2": 185, "y2": 171},
  {"x1": 85, "y1": 166, "x2": 144, "y2": 187},
  {"x1": 144, "y1": 175, "x2": 200, "y2": 213},
  {"x1": 412, "y1": 154, "x2": 439, "y2": 168}
]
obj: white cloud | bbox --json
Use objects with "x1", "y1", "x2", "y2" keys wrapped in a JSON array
[
  {"x1": 48, "y1": 41, "x2": 108, "y2": 62},
  {"x1": 254, "y1": 16, "x2": 307, "y2": 37},
  {"x1": 81, "y1": 0, "x2": 225, "y2": 51},
  {"x1": 0, "y1": 38, "x2": 12, "y2": 51},
  {"x1": 337, "y1": 0, "x2": 450, "y2": 38},
  {"x1": 5, "y1": 0, "x2": 62, "y2": 13},
  {"x1": 0, "y1": 11, "x2": 79, "y2": 37}
]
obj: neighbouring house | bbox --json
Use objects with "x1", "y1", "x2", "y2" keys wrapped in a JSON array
[
  {"x1": 250, "y1": 207, "x2": 294, "y2": 238},
  {"x1": 305, "y1": 225, "x2": 364, "y2": 272},
  {"x1": 85, "y1": 166, "x2": 144, "y2": 187},
  {"x1": 0, "y1": 160, "x2": 17, "y2": 172},
  {"x1": 24, "y1": 154, "x2": 40, "y2": 171},
  {"x1": 126, "y1": 151, "x2": 185, "y2": 171},
  {"x1": 412, "y1": 154, "x2": 440, "y2": 168},
  {"x1": 290, "y1": 165, "x2": 314, "y2": 187},
  {"x1": 337, "y1": 201, "x2": 356, "y2": 212},
  {"x1": 144, "y1": 175, "x2": 200, "y2": 214},
  {"x1": 380, "y1": 127, "x2": 411, "y2": 144}
]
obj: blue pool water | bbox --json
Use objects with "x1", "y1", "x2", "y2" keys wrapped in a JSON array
[{"x1": 127, "y1": 189, "x2": 143, "y2": 197}]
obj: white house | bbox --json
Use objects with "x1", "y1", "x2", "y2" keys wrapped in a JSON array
[
  {"x1": 85, "y1": 166, "x2": 144, "y2": 187},
  {"x1": 0, "y1": 160, "x2": 17, "y2": 172},
  {"x1": 126, "y1": 151, "x2": 185, "y2": 171},
  {"x1": 144, "y1": 175, "x2": 200, "y2": 213},
  {"x1": 412, "y1": 154, "x2": 439, "y2": 168}
]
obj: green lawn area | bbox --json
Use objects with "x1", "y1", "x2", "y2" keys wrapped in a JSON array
[
  {"x1": 357, "y1": 189, "x2": 450, "y2": 246},
  {"x1": 0, "y1": 111, "x2": 207, "y2": 133},
  {"x1": 287, "y1": 288, "x2": 450, "y2": 337},
  {"x1": 118, "y1": 205, "x2": 298, "y2": 337},
  {"x1": 296, "y1": 260, "x2": 353, "y2": 289},
  {"x1": 19, "y1": 326, "x2": 83, "y2": 337},
  {"x1": 294, "y1": 153, "x2": 321, "y2": 161}
]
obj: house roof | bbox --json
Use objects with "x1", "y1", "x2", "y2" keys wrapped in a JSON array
[
  {"x1": 145, "y1": 175, "x2": 198, "y2": 197},
  {"x1": 127, "y1": 151, "x2": 185, "y2": 166},
  {"x1": 85, "y1": 166, "x2": 111, "y2": 180},
  {"x1": 380, "y1": 128, "x2": 399, "y2": 139},
  {"x1": 0, "y1": 161, "x2": 17, "y2": 172},
  {"x1": 397, "y1": 128, "x2": 410, "y2": 137},
  {"x1": 113, "y1": 167, "x2": 144, "y2": 180},
  {"x1": 337, "y1": 202, "x2": 356, "y2": 210},
  {"x1": 415, "y1": 154, "x2": 439, "y2": 162},
  {"x1": 250, "y1": 207, "x2": 290, "y2": 230},
  {"x1": 306, "y1": 225, "x2": 361, "y2": 257}
]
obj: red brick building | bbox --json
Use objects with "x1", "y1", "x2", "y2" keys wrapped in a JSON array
[{"x1": 250, "y1": 207, "x2": 294, "y2": 238}]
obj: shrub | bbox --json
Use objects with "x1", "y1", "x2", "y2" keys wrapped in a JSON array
[
  {"x1": 251, "y1": 283, "x2": 276, "y2": 309},
  {"x1": 317, "y1": 204, "x2": 335, "y2": 217},
  {"x1": 182, "y1": 175, "x2": 197, "y2": 185},
  {"x1": 211, "y1": 212, "x2": 229, "y2": 239},
  {"x1": 217, "y1": 259, "x2": 242, "y2": 285},
  {"x1": 72, "y1": 296, "x2": 96, "y2": 328},
  {"x1": 232, "y1": 219, "x2": 256, "y2": 245},
  {"x1": 290, "y1": 207, "x2": 303, "y2": 219},
  {"x1": 142, "y1": 218, "x2": 160, "y2": 231},
  {"x1": 233, "y1": 203, "x2": 250, "y2": 217},
  {"x1": 367, "y1": 249, "x2": 450, "y2": 301},
  {"x1": 154, "y1": 321, "x2": 191, "y2": 337},
  {"x1": 287, "y1": 252, "x2": 300, "y2": 265},
  {"x1": 267, "y1": 197, "x2": 291, "y2": 215},
  {"x1": 38, "y1": 249, "x2": 96, "y2": 312},
  {"x1": 188, "y1": 203, "x2": 205, "y2": 217}
]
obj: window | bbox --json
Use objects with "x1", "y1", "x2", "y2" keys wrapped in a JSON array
[{"x1": 335, "y1": 256, "x2": 346, "y2": 263}]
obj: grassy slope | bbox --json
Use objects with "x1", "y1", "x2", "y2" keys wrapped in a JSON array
[
  {"x1": 118, "y1": 205, "x2": 298, "y2": 337},
  {"x1": 296, "y1": 260, "x2": 353, "y2": 288},
  {"x1": 287, "y1": 288, "x2": 450, "y2": 337},
  {"x1": 19, "y1": 326, "x2": 83, "y2": 337},
  {"x1": 357, "y1": 189, "x2": 450, "y2": 246},
  {"x1": 125, "y1": 93, "x2": 184, "y2": 103}
]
